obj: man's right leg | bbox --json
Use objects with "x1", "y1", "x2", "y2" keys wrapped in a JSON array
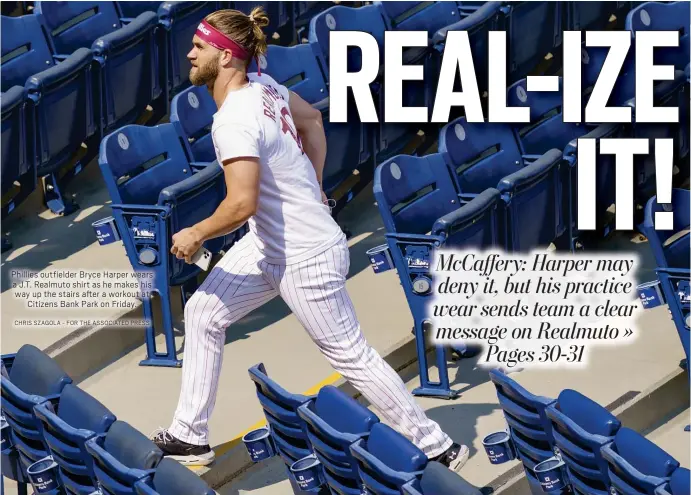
[{"x1": 154, "y1": 234, "x2": 278, "y2": 465}]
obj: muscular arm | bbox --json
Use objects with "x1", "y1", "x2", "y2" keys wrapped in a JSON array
[
  {"x1": 192, "y1": 158, "x2": 260, "y2": 242},
  {"x1": 170, "y1": 157, "x2": 259, "y2": 262},
  {"x1": 289, "y1": 90, "x2": 327, "y2": 188}
]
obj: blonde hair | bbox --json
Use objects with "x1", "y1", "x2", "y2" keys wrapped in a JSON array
[{"x1": 205, "y1": 6, "x2": 269, "y2": 67}]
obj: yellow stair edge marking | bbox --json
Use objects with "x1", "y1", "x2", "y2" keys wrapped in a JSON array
[{"x1": 187, "y1": 372, "x2": 343, "y2": 473}]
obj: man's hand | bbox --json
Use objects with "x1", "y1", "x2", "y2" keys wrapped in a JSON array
[
  {"x1": 321, "y1": 189, "x2": 328, "y2": 205},
  {"x1": 171, "y1": 227, "x2": 204, "y2": 263}
]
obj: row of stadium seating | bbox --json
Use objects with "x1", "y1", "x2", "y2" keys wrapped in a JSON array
[
  {"x1": 0, "y1": 0, "x2": 652, "y2": 247},
  {"x1": 369, "y1": 0, "x2": 690, "y2": 398},
  {"x1": 243, "y1": 360, "x2": 691, "y2": 495},
  {"x1": 245, "y1": 361, "x2": 491, "y2": 495},
  {"x1": 486, "y1": 369, "x2": 690, "y2": 495},
  {"x1": 0, "y1": 344, "x2": 215, "y2": 495}
]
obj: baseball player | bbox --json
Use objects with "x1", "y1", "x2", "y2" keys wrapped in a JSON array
[{"x1": 151, "y1": 7, "x2": 470, "y2": 474}]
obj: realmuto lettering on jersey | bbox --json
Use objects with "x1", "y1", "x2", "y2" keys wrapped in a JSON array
[{"x1": 260, "y1": 83, "x2": 304, "y2": 154}]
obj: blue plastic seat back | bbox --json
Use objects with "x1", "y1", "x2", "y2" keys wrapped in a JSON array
[
  {"x1": 309, "y1": 4, "x2": 386, "y2": 73},
  {"x1": 1, "y1": 345, "x2": 72, "y2": 468},
  {"x1": 488, "y1": 369, "x2": 555, "y2": 469},
  {"x1": 6, "y1": 344, "x2": 72, "y2": 398},
  {"x1": 99, "y1": 123, "x2": 194, "y2": 205},
  {"x1": 419, "y1": 461, "x2": 485, "y2": 495},
  {"x1": 35, "y1": 383, "x2": 116, "y2": 492},
  {"x1": 432, "y1": 2, "x2": 504, "y2": 94},
  {"x1": 547, "y1": 389, "x2": 620, "y2": 488},
  {"x1": 35, "y1": 1, "x2": 123, "y2": 54},
  {"x1": 626, "y1": 2, "x2": 690, "y2": 72},
  {"x1": 376, "y1": 1, "x2": 460, "y2": 33},
  {"x1": 248, "y1": 43, "x2": 329, "y2": 106},
  {"x1": 248, "y1": 363, "x2": 312, "y2": 463},
  {"x1": 314, "y1": 386, "x2": 379, "y2": 440},
  {"x1": 505, "y1": 2, "x2": 561, "y2": 81},
  {"x1": 604, "y1": 427, "x2": 679, "y2": 495},
  {"x1": 133, "y1": 458, "x2": 214, "y2": 495},
  {"x1": 439, "y1": 117, "x2": 523, "y2": 195},
  {"x1": 158, "y1": 2, "x2": 217, "y2": 94},
  {"x1": 507, "y1": 78, "x2": 588, "y2": 155},
  {"x1": 497, "y1": 148, "x2": 563, "y2": 252},
  {"x1": 373, "y1": 153, "x2": 460, "y2": 235},
  {"x1": 351, "y1": 423, "x2": 426, "y2": 494},
  {"x1": 86, "y1": 421, "x2": 161, "y2": 495},
  {"x1": 642, "y1": 189, "x2": 690, "y2": 270},
  {"x1": 299, "y1": 386, "x2": 379, "y2": 489},
  {"x1": 0, "y1": 14, "x2": 55, "y2": 90},
  {"x1": 170, "y1": 85, "x2": 217, "y2": 163},
  {"x1": 1, "y1": 86, "x2": 28, "y2": 194},
  {"x1": 669, "y1": 467, "x2": 690, "y2": 495}
]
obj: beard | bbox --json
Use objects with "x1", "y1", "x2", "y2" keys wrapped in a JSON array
[{"x1": 189, "y1": 54, "x2": 220, "y2": 87}]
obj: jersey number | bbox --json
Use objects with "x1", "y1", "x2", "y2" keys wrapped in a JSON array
[{"x1": 280, "y1": 107, "x2": 304, "y2": 154}]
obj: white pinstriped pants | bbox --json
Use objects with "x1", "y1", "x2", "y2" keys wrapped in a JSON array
[{"x1": 168, "y1": 232, "x2": 453, "y2": 457}]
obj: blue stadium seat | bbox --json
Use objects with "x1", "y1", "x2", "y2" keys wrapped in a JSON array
[
  {"x1": 170, "y1": 85, "x2": 217, "y2": 163},
  {"x1": 504, "y1": 2, "x2": 562, "y2": 82},
  {"x1": 439, "y1": 117, "x2": 565, "y2": 252},
  {"x1": 248, "y1": 363, "x2": 321, "y2": 494},
  {"x1": 625, "y1": 1, "x2": 690, "y2": 187},
  {"x1": 33, "y1": 384, "x2": 117, "y2": 495},
  {"x1": 373, "y1": 152, "x2": 504, "y2": 398},
  {"x1": 545, "y1": 389, "x2": 621, "y2": 495},
  {"x1": 489, "y1": 369, "x2": 560, "y2": 494},
  {"x1": 655, "y1": 467, "x2": 691, "y2": 495},
  {"x1": 1, "y1": 13, "x2": 96, "y2": 215},
  {"x1": 350, "y1": 423, "x2": 427, "y2": 494},
  {"x1": 401, "y1": 461, "x2": 485, "y2": 495},
  {"x1": 431, "y1": 2, "x2": 505, "y2": 99},
  {"x1": 506, "y1": 78, "x2": 588, "y2": 156},
  {"x1": 98, "y1": 123, "x2": 237, "y2": 367},
  {"x1": 35, "y1": 1, "x2": 166, "y2": 135},
  {"x1": 84, "y1": 421, "x2": 162, "y2": 495},
  {"x1": 642, "y1": 189, "x2": 690, "y2": 271},
  {"x1": 157, "y1": 1, "x2": 218, "y2": 96},
  {"x1": 641, "y1": 189, "x2": 690, "y2": 370},
  {"x1": 1, "y1": 85, "x2": 35, "y2": 250},
  {"x1": 133, "y1": 458, "x2": 214, "y2": 495},
  {"x1": 1, "y1": 345, "x2": 72, "y2": 495},
  {"x1": 601, "y1": 427, "x2": 680, "y2": 495},
  {"x1": 297, "y1": 385, "x2": 380, "y2": 494}
]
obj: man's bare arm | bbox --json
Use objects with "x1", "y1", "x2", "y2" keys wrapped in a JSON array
[
  {"x1": 192, "y1": 157, "x2": 260, "y2": 241},
  {"x1": 288, "y1": 90, "x2": 327, "y2": 188}
]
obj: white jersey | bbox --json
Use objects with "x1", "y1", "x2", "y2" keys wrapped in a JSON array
[{"x1": 211, "y1": 72, "x2": 344, "y2": 264}]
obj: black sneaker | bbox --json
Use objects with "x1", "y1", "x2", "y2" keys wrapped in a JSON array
[
  {"x1": 430, "y1": 443, "x2": 470, "y2": 474},
  {"x1": 151, "y1": 429, "x2": 215, "y2": 466}
]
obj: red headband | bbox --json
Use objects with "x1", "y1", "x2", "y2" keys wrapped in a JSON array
[{"x1": 196, "y1": 20, "x2": 261, "y2": 74}]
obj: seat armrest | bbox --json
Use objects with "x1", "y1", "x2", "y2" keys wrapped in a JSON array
[
  {"x1": 158, "y1": 161, "x2": 224, "y2": 205},
  {"x1": 432, "y1": 188, "x2": 502, "y2": 238},
  {"x1": 91, "y1": 11, "x2": 158, "y2": 56},
  {"x1": 25, "y1": 48, "x2": 93, "y2": 99},
  {"x1": 498, "y1": 149, "x2": 562, "y2": 193},
  {"x1": 432, "y1": 2, "x2": 504, "y2": 46}
]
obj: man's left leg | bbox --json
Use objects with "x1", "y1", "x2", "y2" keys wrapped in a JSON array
[{"x1": 264, "y1": 239, "x2": 469, "y2": 471}]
